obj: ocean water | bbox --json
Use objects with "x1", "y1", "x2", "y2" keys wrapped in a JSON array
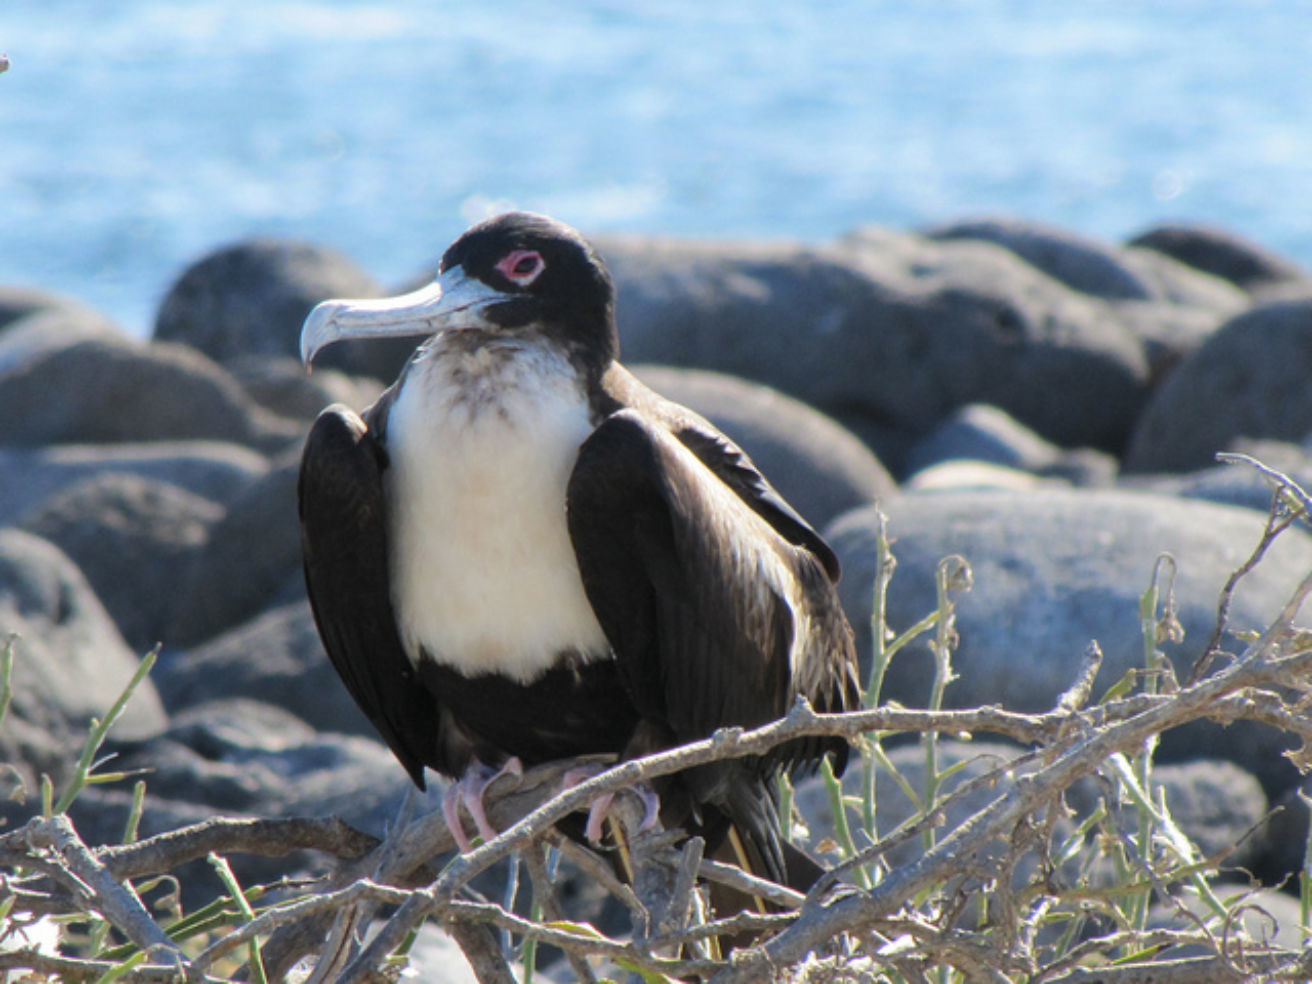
[{"x1": 2, "y1": 1, "x2": 1311, "y2": 337}]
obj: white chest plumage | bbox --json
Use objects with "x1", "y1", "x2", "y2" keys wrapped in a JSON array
[{"x1": 384, "y1": 336, "x2": 610, "y2": 684}]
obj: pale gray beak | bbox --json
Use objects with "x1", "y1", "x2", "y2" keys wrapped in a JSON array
[{"x1": 299, "y1": 266, "x2": 507, "y2": 365}]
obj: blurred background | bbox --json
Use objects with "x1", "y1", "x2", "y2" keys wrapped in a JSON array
[{"x1": 2, "y1": 0, "x2": 1310, "y2": 338}]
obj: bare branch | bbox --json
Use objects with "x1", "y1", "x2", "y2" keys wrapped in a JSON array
[{"x1": 20, "y1": 815, "x2": 184, "y2": 966}]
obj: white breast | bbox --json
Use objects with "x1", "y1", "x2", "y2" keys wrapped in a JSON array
[{"x1": 384, "y1": 338, "x2": 610, "y2": 684}]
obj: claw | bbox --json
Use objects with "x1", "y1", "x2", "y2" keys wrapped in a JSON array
[
  {"x1": 560, "y1": 764, "x2": 660, "y2": 843},
  {"x1": 442, "y1": 757, "x2": 523, "y2": 852},
  {"x1": 584, "y1": 791, "x2": 616, "y2": 844}
]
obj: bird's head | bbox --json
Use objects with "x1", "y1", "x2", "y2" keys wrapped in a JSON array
[{"x1": 300, "y1": 212, "x2": 618, "y2": 377}]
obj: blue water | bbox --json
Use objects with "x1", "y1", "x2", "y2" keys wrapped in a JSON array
[{"x1": 3, "y1": 1, "x2": 1311, "y2": 337}]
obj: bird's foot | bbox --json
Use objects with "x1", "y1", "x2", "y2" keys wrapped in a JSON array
[
  {"x1": 560, "y1": 764, "x2": 660, "y2": 844},
  {"x1": 442, "y1": 757, "x2": 523, "y2": 852}
]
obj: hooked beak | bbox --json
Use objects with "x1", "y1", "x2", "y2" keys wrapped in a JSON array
[{"x1": 299, "y1": 266, "x2": 507, "y2": 365}]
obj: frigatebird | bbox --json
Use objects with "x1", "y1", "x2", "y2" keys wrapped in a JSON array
[{"x1": 297, "y1": 211, "x2": 859, "y2": 891}]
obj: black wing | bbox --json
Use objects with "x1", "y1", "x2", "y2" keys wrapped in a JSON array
[
  {"x1": 566, "y1": 409, "x2": 857, "y2": 884},
  {"x1": 565, "y1": 409, "x2": 856, "y2": 767},
  {"x1": 298, "y1": 402, "x2": 436, "y2": 788}
]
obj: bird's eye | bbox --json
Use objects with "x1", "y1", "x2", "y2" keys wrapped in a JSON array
[{"x1": 495, "y1": 250, "x2": 545, "y2": 286}]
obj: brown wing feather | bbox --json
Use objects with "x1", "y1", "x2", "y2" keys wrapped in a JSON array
[{"x1": 298, "y1": 401, "x2": 437, "y2": 788}]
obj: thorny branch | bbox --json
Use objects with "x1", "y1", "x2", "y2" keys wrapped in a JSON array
[{"x1": 3, "y1": 458, "x2": 1312, "y2": 982}]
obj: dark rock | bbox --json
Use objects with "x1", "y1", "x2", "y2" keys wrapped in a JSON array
[
  {"x1": 1123, "y1": 299, "x2": 1312, "y2": 473},
  {"x1": 156, "y1": 601, "x2": 372, "y2": 738},
  {"x1": 1121, "y1": 439, "x2": 1312, "y2": 514},
  {"x1": 1119, "y1": 246, "x2": 1251, "y2": 314},
  {"x1": 1128, "y1": 222, "x2": 1312, "y2": 292},
  {"x1": 827, "y1": 488, "x2": 1312, "y2": 793},
  {"x1": 801, "y1": 743, "x2": 1264, "y2": 877},
  {"x1": 0, "y1": 305, "x2": 127, "y2": 374},
  {"x1": 0, "y1": 440, "x2": 269, "y2": 525},
  {"x1": 59, "y1": 698, "x2": 415, "y2": 908},
  {"x1": 904, "y1": 403, "x2": 1117, "y2": 487},
  {"x1": 155, "y1": 239, "x2": 375, "y2": 361},
  {"x1": 1064, "y1": 758, "x2": 1268, "y2": 873},
  {"x1": 920, "y1": 218, "x2": 1248, "y2": 382},
  {"x1": 0, "y1": 336, "x2": 301, "y2": 452},
  {"x1": 925, "y1": 216, "x2": 1156, "y2": 300},
  {"x1": 154, "y1": 239, "x2": 420, "y2": 380},
  {"x1": 632, "y1": 364, "x2": 895, "y2": 526},
  {"x1": 1148, "y1": 887, "x2": 1305, "y2": 953},
  {"x1": 18, "y1": 473, "x2": 224, "y2": 652},
  {"x1": 101, "y1": 699, "x2": 408, "y2": 821},
  {"x1": 601, "y1": 230, "x2": 1151, "y2": 466},
  {"x1": 1254, "y1": 776, "x2": 1312, "y2": 887},
  {"x1": 228, "y1": 355, "x2": 383, "y2": 422},
  {"x1": 0, "y1": 529, "x2": 167, "y2": 786},
  {"x1": 170, "y1": 456, "x2": 302, "y2": 646},
  {"x1": 0, "y1": 285, "x2": 103, "y2": 332},
  {"x1": 795, "y1": 740, "x2": 1040, "y2": 869},
  {"x1": 903, "y1": 459, "x2": 1060, "y2": 493}
]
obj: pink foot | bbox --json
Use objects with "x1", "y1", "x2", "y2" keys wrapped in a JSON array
[
  {"x1": 442, "y1": 757, "x2": 523, "y2": 851},
  {"x1": 560, "y1": 765, "x2": 660, "y2": 843}
]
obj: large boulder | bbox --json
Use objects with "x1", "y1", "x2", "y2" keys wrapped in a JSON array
[
  {"x1": 1128, "y1": 222, "x2": 1312, "y2": 293},
  {"x1": 827, "y1": 488, "x2": 1312, "y2": 793},
  {"x1": 228, "y1": 355, "x2": 384, "y2": 423},
  {"x1": 61, "y1": 698, "x2": 416, "y2": 909},
  {"x1": 0, "y1": 305, "x2": 128, "y2": 375},
  {"x1": 155, "y1": 601, "x2": 372, "y2": 739},
  {"x1": 18, "y1": 473, "x2": 224, "y2": 652},
  {"x1": 0, "y1": 529, "x2": 167, "y2": 789},
  {"x1": 1123, "y1": 299, "x2": 1312, "y2": 473},
  {"x1": 926, "y1": 216, "x2": 1159, "y2": 301},
  {"x1": 796, "y1": 741, "x2": 1267, "y2": 876},
  {"x1": 0, "y1": 440, "x2": 268, "y2": 526},
  {"x1": 0, "y1": 285, "x2": 108, "y2": 333},
  {"x1": 170, "y1": 456, "x2": 303, "y2": 646},
  {"x1": 600, "y1": 230, "x2": 1152, "y2": 470},
  {"x1": 904, "y1": 403, "x2": 1117, "y2": 487},
  {"x1": 154, "y1": 239, "x2": 420, "y2": 380},
  {"x1": 632, "y1": 365, "x2": 895, "y2": 526},
  {"x1": 0, "y1": 336, "x2": 300, "y2": 452}
]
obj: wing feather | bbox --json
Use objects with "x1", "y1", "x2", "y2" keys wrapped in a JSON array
[{"x1": 297, "y1": 403, "x2": 437, "y2": 788}]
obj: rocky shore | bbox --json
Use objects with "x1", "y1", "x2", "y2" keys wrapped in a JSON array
[{"x1": 3, "y1": 215, "x2": 1312, "y2": 969}]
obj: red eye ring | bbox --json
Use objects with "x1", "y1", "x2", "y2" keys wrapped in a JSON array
[{"x1": 495, "y1": 249, "x2": 545, "y2": 286}]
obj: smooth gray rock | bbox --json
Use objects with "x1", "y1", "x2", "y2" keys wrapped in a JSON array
[
  {"x1": 0, "y1": 529, "x2": 167, "y2": 786},
  {"x1": 0, "y1": 336, "x2": 301, "y2": 452},
  {"x1": 1064, "y1": 757, "x2": 1268, "y2": 873},
  {"x1": 228, "y1": 355, "x2": 383, "y2": 422},
  {"x1": 0, "y1": 440, "x2": 269, "y2": 525},
  {"x1": 1148, "y1": 887, "x2": 1306, "y2": 953},
  {"x1": 18, "y1": 473, "x2": 224, "y2": 652},
  {"x1": 633, "y1": 364, "x2": 895, "y2": 526},
  {"x1": 1255, "y1": 775, "x2": 1312, "y2": 887},
  {"x1": 0, "y1": 285, "x2": 104, "y2": 332},
  {"x1": 903, "y1": 459, "x2": 1061, "y2": 493},
  {"x1": 1124, "y1": 299, "x2": 1312, "y2": 473},
  {"x1": 156, "y1": 601, "x2": 372, "y2": 738},
  {"x1": 827, "y1": 488, "x2": 1312, "y2": 793},
  {"x1": 55, "y1": 698, "x2": 415, "y2": 909},
  {"x1": 795, "y1": 740, "x2": 1044, "y2": 870},
  {"x1": 154, "y1": 238, "x2": 422, "y2": 380},
  {"x1": 601, "y1": 230, "x2": 1151, "y2": 469},
  {"x1": 0, "y1": 305, "x2": 128, "y2": 374},
  {"x1": 1122, "y1": 439, "x2": 1312, "y2": 514},
  {"x1": 170, "y1": 457, "x2": 302, "y2": 646},
  {"x1": 904, "y1": 403, "x2": 1118, "y2": 486},
  {"x1": 926, "y1": 216, "x2": 1156, "y2": 300},
  {"x1": 155, "y1": 239, "x2": 377, "y2": 362},
  {"x1": 1129, "y1": 221, "x2": 1312, "y2": 292}
]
